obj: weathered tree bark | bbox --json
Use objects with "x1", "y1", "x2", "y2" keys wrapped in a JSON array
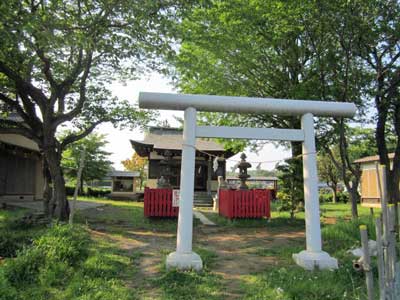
[
  {"x1": 43, "y1": 142, "x2": 69, "y2": 221},
  {"x1": 42, "y1": 159, "x2": 52, "y2": 217}
]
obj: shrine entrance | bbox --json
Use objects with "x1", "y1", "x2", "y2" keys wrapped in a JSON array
[{"x1": 138, "y1": 92, "x2": 356, "y2": 271}]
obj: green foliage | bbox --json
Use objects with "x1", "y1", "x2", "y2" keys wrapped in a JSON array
[
  {"x1": 276, "y1": 158, "x2": 304, "y2": 218},
  {"x1": 0, "y1": 223, "x2": 135, "y2": 300},
  {"x1": 0, "y1": 230, "x2": 34, "y2": 257},
  {"x1": 319, "y1": 192, "x2": 349, "y2": 203},
  {"x1": 322, "y1": 217, "x2": 376, "y2": 254},
  {"x1": 243, "y1": 262, "x2": 366, "y2": 300},
  {"x1": 61, "y1": 132, "x2": 113, "y2": 188}
]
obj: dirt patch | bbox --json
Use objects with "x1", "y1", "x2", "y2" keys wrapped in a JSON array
[
  {"x1": 85, "y1": 206, "x2": 305, "y2": 299},
  {"x1": 195, "y1": 226, "x2": 305, "y2": 299}
]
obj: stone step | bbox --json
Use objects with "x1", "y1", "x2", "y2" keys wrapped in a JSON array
[{"x1": 193, "y1": 193, "x2": 214, "y2": 207}]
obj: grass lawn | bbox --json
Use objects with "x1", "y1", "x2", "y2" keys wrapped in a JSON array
[{"x1": 1, "y1": 198, "x2": 379, "y2": 299}]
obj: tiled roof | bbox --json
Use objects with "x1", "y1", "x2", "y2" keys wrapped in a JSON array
[
  {"x1": 131, "y1": 127, "x2": 226, "y2": 152},
  {"x1": 108, "y1": 170, "x2": 140, "y2": 177}
]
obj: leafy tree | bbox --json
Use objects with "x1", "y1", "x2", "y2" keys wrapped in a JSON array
[
  {"x1": 170, "y1": 0, "x2": 367, "y2": 215},
  {"x1": 276, "y1": 158, "x2": 304, "y2": 220},
  {"x1": 121, "y1": 152, "x2": 147, "y2": 190},
  {"x1": 342, "y1": 0, "x2": 400, "y2": 204},
  {"x1": 0, "y1": 1, "x2": 186, "y2": 220},
  {"x1": 318, "y1": 152, "x2": 341, "y2": 203},
  {"x1": 61, "y1": 132, "x2": 112, "y2": 192}
]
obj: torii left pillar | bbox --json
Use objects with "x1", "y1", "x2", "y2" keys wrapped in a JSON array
[{"x1": 166, "y1": 107, "x2": 203, "y2": 270}]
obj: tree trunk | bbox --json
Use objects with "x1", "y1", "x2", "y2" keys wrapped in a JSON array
[
  {"x1": 42, "y1": 159, "x2": 52, "y2": 216},
  {"x1": 332, "y1": 186, "x2": 337, "y2": 204},
  {"x1": 44, "y1": 146, "x2": 69, "y2": 221},
  {"x1": 80, "y1": 176, "x2": 84, "y2": 195}
]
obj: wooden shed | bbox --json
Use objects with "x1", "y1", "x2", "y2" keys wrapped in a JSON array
[
  {"x1": 354, "y1": 153, "x2": 394, "y2": 208},
  {"x1": 0, "y1": 134, "x2": 44, "y2": 202},
  {"x1": 108, "y1": 170, "x2": 140, "y2": 200}
]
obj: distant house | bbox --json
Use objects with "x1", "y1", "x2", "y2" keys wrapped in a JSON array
[
  {"x1": 354, "y1": 153, "x2": 395, "y2": 207},
  {"x1": 0, "y1": 134, "x2": 44, "y2": 201},
  {"x1": 108, "y1": 170, "x2": 141, "y2": 200},
  {"x1": 130, "y1": 127, "x2": 235, "y2": 194}
]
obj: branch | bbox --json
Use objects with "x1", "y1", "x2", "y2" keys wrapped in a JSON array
[
  {"x1": 52, "y1": 51, "x2": 93, "y2": 129},
  {"x1": 35, "y1": 47, "x2": 58, "y2": 89},
  {"x1": 60, "y1": 120, "x2": 101, "y2": 149},
  {"x1": 0, "y1": 61, "x2": 47, "y2": 111}
]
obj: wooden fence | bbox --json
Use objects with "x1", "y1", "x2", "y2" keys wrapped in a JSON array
[
  {"x1": 218, "y1": 189, "x2": 271, "y2": 219},
  {"x1": 144, "y1": 188, "x2": 178, "y2": 217}
]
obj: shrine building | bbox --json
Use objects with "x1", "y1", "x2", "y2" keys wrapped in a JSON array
[{"x1": 130, "y1": 127, "x2": 235, "y2": 203}]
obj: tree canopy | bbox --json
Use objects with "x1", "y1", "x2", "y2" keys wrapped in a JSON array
[
  {"x1": 170, "y1": 0, "x2": 400, "y2": 213},
  {"x1": 121, "y1": 152, "x2": 147, "y2": 190},
  {"x1": 0, "y1": 0, "x2": 189, "y2": 219},
  {"x1": 61, "y1": 132, "x2": 112, "y2": 190}
]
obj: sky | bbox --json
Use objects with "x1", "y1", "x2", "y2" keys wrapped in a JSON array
[{"x1": 98, "y1": 72, "x2": 291, "y2": 171}]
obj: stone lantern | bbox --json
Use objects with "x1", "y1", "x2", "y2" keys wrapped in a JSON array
[
  {"x1": 158, "y1": 150, "x2": 174, "y2": 188},
  {"x1": 237, "y1": 153, "x2": 251, "y2": 190}
]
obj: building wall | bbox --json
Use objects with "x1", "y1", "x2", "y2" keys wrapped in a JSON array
[
  {"x1": 0, "y1": 134, "x2": 44, "y2": 201},
  {"x1": 359, "y1": 161, "x2": 396, "y2": 206}
]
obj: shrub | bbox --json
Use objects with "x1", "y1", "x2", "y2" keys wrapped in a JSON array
[
  {"x1": 1, "y1": 224, "x2": 89, "y2": 287},
  {"x1": 337, "y1": 192, "x2": 349, "y2": 203},
  {"x1": 0, "y1": 230, "x2": 33, "y2": 257},
  {"x1": 87, "y1": 187, "x2": 111, "y2": 198},
  {"x1": 2, "y1": 247, "x2": 44, "y2": 285},
  {"x1": 319, "y1": 193, "x2": 333, "y2": 203},
  {"x1": 34, "y1": 224, "x2": 89, "y2": 266}
]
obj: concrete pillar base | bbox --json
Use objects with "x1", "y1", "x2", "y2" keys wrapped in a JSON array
[
  {"x1": 166, "y1": 251, "x2": 203, "y2": 271},
  {"x1": 293, "y1": 250, "x2": 338, "y2": 270}
]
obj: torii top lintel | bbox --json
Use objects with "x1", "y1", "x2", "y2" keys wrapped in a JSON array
[{"x1": 138, "y1": 92, "x2": 356, "y2": 117}]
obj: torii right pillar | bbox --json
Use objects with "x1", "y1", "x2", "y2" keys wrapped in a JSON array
[{"x1": 293, "y1": 113, "x2": 338, "y2": 270}]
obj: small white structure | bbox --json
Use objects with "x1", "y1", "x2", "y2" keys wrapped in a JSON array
[
  {"x1": 108, "y1": 170, "x2": 140, "y2": 200},
  {"x1": 139, "y1": 92, "x2": 356, "y2": 271}
]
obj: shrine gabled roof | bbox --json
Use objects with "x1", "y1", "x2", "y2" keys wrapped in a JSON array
[{"x1": 130, "y1": 127, "x2": 234, "y2": 157}]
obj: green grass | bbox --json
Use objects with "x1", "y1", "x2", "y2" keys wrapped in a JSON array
[
  {"x1": 1, "y1": 198, "x2": 384, "y2": 300},
  {"x1": 152, "y1": 247, "x2": 226, "y2": 300},
  {"x1": 0, "y1": 222, "x2": 139, "y2": 300},
  {"x1": 74, "y1": 197, "x2": 179, "y2": 233}
]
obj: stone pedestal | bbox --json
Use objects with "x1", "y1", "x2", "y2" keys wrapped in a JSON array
[
  {"x1": 166, "y1": 251, "x2": 203, "y2": 271},
  {"x1": 293, "y1": 250, "x2": 338, "y2": 270}
]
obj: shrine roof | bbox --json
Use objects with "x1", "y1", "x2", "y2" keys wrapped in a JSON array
[{"x1": 130, "y1": 127, "x2": 234, "y2": 157}]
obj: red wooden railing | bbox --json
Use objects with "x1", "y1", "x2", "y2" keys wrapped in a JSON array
[
  {"x1": 144, "y1": 188, "x2": 178, "y2": 217},
  {"x1": 219, "y1": 189, "x2": 271, "y2": 219}
]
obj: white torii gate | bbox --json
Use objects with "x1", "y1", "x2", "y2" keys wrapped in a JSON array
[{"x1": 138, "y1": 92, "x2": 356, "y2": 271}]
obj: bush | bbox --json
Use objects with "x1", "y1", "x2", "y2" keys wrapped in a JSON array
[
  {"x1": 337, "y1": 192, "x2": 349, "y2": 203},
  {"x1": 86, "y1": 187, "x2": 111, "y2": 198},
  {"x1": 1, "y1": 224, "x2": 89, "y2": 287},
  {"x1": 66, "y1": 185, "x2": 111, "y2": 198},
  {"x1": 34, "y1": 224, "x2": 89, "y2": 266},
  {"x1": 0, "y1": 230, "x2": 33, "y2": 258},
  {"x1": 319, "y1": 191, "x2": 349, "y2": 203},
  {"x1": 319, "y1": 193, "x2": 333, "y2": 203},
  {"x1": 2, "y1": 247, "x2": 44, "y2": 285}
]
